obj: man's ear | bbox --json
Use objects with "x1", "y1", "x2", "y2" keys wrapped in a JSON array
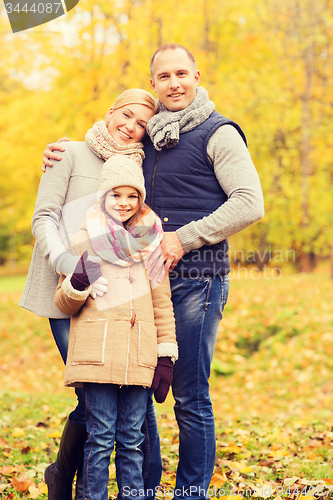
[
  {"x1": 195, "y1": 70, "x2": 201, "y2": 86},
  {"x1": 150, "y1": 78, "x2": 156, "y2": 93}
]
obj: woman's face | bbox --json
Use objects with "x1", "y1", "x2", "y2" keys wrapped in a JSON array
[
  {"x1": 106, "y1": 104, "x2": 155, "y2": 145},
  {"x1": 104, "y1": 186, "x2": 140, "y2": 223}
]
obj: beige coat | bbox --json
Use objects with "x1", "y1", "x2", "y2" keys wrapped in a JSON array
[{"x1": 55, "y1": 227, "x2": 177, "y2": 389}]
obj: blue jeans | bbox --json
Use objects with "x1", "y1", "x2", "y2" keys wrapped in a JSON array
[
  {"x1": 84, "y1": 383, "x2": 149, "y2": 500},
  {"x1": 49, "y1": 318, "x2": 162, "y2": 494},
  {"x1": 169, "y1": 274, "x2": 229, "y2": 500},
  {"x1": 49, "y1": 318, "x2": 86, "y2": 427}
]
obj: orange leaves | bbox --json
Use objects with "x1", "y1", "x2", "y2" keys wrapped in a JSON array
[
  {"x1": 210, "y1": 472, "x2": 227, "y2": 485},
  {"x1": 0, "y1": 466, "x2": 17, "y2": 475},
  {"x1": 219, "y1": 441, "x2": 244, "y2": 457},
  {"x1": 323, "y1": 478, "x2": 333, "y2": 486},
  {"x1": 11, "y1": 473, "x2": 33, "y2": 492},
  {"x1": 0, "y1": 463, "x2": 49, "y2": 498}
]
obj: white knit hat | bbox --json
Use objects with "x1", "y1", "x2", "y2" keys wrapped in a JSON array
[{"x1": 98, "y1": 154, "x2": 146, "y2": 201}]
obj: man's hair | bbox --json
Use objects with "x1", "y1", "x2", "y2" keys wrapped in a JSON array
[{"x1": 150, "y1": 44, "x2": 196, "y2": 80}]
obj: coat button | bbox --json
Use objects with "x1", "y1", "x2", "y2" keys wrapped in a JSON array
[
  {"x1": 163, "y1": 217, "x2": 168, "y2": 222},
  {"x1": 130, "y1": 313, "x2": 136, "y2": 327}
]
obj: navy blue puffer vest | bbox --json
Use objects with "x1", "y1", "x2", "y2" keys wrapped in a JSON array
[{"x1": 142, "y1": 111, "x2": 247, "y2": 277}]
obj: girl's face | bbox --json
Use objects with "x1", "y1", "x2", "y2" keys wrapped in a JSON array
[
  {"x1": 104, "y1": 186, "x2": 140, "y2": 223},
  {"x1": 106, "y1": 104, "x2": 155, "y2": 145}
]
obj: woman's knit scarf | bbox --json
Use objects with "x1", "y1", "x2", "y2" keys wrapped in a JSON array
[
  {"x1": 146, "y1": 86, "x2": 215, "y2": 151},
  {"x1": 85, "y1": 203, "x2": 163, "y2": 269},
  {"x1": 85, "y1": 120, "x2": 145, "y2": 167}
]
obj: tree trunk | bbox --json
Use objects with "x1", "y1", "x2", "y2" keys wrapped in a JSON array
[{"x1": 299, "y1": 43, "x2": 313, "y2": 272}]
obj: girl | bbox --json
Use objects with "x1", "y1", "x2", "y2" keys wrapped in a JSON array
[
  {"x1": 19, "y1": 89, "x2": 163, "y2": 499},
  {"x1": 54, "y1": 155, "x2": 178, "y2": 500}
]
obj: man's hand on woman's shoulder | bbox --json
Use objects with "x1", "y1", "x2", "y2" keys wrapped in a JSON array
[{"x1": 41, "y1": 137, "x2": 70, "y2": 172}]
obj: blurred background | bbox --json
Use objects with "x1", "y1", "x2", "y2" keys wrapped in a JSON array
[
  {"x1": 1, "y1": 4, "x2": 333, "y2": 495},
  {"x1": 0, "y1": 0, "x2": 332, "y2": 276}
]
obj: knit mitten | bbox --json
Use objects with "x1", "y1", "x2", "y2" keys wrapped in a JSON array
[
  {"x1": 70, "y1": 250, "x2": 102, "y2": 291},
  {"x1": 151, "y1": 357, "x2": 173, "y2": 403}
]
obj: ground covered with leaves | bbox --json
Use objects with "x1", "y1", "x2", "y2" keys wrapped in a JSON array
[{"x1": 1, "y1": 270, "x2": 333, "y2": 499}]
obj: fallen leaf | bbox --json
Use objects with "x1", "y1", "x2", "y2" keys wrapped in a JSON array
[
  {"x1": 230, "y1": 461, "x2": 253, "y2": 473},
  {"x1": 259, "y1": 459, "x2": 276, "y2": 467},
  {"x1": 0, "y1": 465, "x2": 16, "y2": 475},
  {"x1": 28, "y1": 484, "x2": 41, "y2": 499},
  {"x1": 12, "y1": 427, "x2": 25, "y2": 438},
  {"x1": 284, "y1": 476, "x2": 300, "y2": 486},
  {"x1": 0, "y1": 438, "x2": 9, "y2": 447},
  {"x1": 210, "y1": 472, "x2": 227, "y2": 485},
  {"x1": 38, "y1": 482, "x2": 48, "y2": 494},
  {"x1": 48, "y1": 430, "x2": 62, "y2": 438},
  {"x1": 11, "y1": 473, "x2": 33, "y2": 492},
  {"x1": 36, "y1": 421, "x2": 48, "y2": 428},
  {"x1": 253, "y1": 484, "x2": 275, "y2": 498},
  {"x1": 21, "y1": 446, "x2": 31, "y2": 454}
]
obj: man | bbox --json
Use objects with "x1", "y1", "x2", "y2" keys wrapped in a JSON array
[
  {"x1": 143, "y1": 44, "x2": 263, "y2": 499},
  {"x1": 42, "y1": 44, "x2": 264, "y2": 500}
]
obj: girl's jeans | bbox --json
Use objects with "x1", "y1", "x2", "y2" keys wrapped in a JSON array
[
  {"x1": 83, "y1": 383, "x2": 148, "y2": 500},
  {"x1": 49, "y1": 318, "x2": 161, "y2": 497}
]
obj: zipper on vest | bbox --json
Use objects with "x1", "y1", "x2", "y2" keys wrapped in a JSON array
[{"x1": 151, "y1": 152, "x2": 161, "y2": 208}]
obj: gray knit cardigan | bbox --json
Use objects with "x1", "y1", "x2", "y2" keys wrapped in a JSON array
[{"x1": 20, "y1": 142, "x2": 104, "y2": 318}]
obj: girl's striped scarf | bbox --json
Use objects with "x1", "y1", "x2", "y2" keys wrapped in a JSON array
[
  {"x1": 85, "y1": 120, "x2": 145, "y2": 167},
  {"x1": 85, "y1": 204, "x2": 163, "y2": 270}
]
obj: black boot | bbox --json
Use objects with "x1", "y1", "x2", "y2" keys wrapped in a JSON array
[
  {"x1": 74, "y1": 461, "x2": 83, "y2": 500},
  {"x1": 44, "y1": 415, "x2": 86, "y2": 500}
]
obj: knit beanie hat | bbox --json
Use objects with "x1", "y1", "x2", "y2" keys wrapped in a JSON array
[{"x1": 98, "y1": 154, "x2": 146, "y2": 201}]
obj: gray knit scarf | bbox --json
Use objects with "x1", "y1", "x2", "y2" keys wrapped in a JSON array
[{"x1": 146, "y1": 86, "x2": 215, "y2": 151}]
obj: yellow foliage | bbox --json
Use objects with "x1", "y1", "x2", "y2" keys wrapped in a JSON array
[{"x1": 1, "y1": 0, "x2": 333, "y2": 266}]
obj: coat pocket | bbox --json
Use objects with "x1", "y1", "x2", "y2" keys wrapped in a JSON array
[
  {"x1": 138, "y1": 321, "x2": 158, "y2": 369},
  {"x1": 71, "y1": 319, "x2": 107, "y2": 365}
]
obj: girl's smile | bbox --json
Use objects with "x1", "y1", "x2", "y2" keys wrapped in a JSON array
[{"x1": 104, "y1": 186, "x2": 139, "y2": 223}]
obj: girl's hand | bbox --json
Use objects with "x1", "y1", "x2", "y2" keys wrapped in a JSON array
[
  {"x1": 146, "y1": 246, "x2": 165, "y2": 283},
  {"x1": 70, "y1": 251, "x2": 102, "y2": 291},
  {"x1": 90, "y1": 276, "x2": 108, "y2": 299},
  {"x1": 151, "y1": 357, "x2": 173, "y2": 403},
  {"x1": 41, "y1": 137, "x2": 70, "y2": 172}
]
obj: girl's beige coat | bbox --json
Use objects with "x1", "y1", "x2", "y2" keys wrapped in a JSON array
[{"x1": 55, "y1": 227, "x2": 177, "y2": 388}]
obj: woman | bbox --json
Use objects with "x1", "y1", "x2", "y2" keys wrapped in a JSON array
[{"x1": 20, "y1": 89, "x2": 162, "y2": 500}]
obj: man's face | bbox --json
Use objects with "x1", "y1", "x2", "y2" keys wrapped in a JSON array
[{"x1": 150, "y1": 48, "x2": 200, "y2": 111}]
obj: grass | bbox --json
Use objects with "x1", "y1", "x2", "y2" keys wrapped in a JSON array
[
  {"x1": 1, "y1": 269, "x2": 333, "y2": 498},
  {"x1": 0, "y1": 275, "x2": 27, "y2": 293}
]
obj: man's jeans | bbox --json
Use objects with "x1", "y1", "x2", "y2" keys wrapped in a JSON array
[
  {"x1": 49, "y1": 317, "x2": 162, "y2": 495},
  {"x1": 170, "y1": 274, "x2": 230, "y2": 500},
  {"x1": 84, "y1": 383, "x2": 149, "y2": 500}
]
